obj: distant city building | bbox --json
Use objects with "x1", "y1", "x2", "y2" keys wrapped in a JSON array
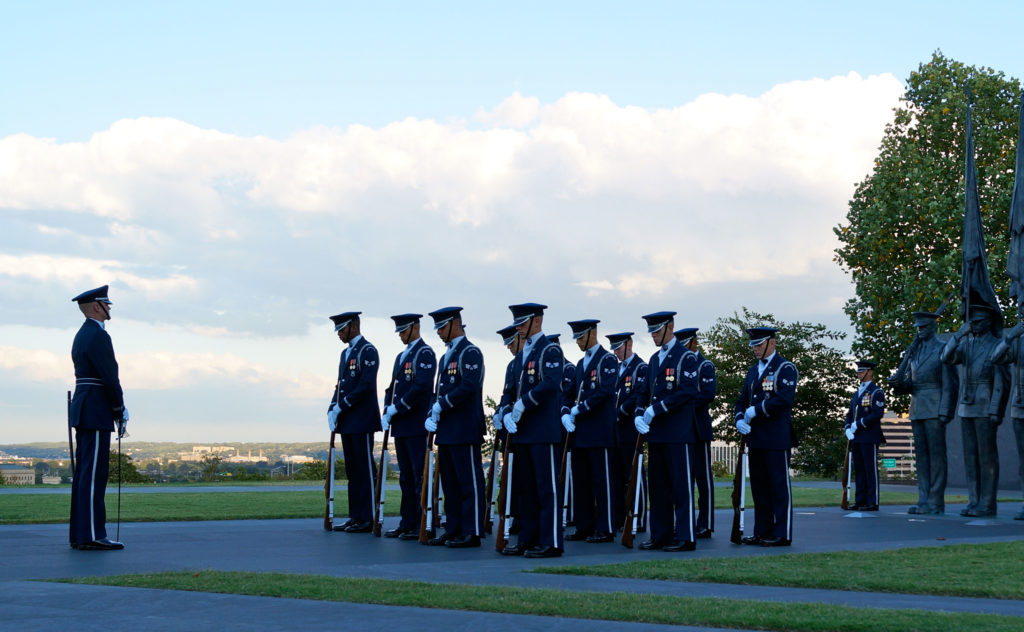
[
  {"x1": 0, "y1": 466, "x2": 35, "y2": 485},
  {"x1": 178, "y1": 445, "x2": 237, "y2": 462},
  {"x1": 225, "y1": 449, "x2": 268, "y2": 464},
  {"x1": 42, "y1": 475, "x2": 62, "y2": 485}
]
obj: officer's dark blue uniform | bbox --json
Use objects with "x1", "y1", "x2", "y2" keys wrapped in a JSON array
[
  {"x1": 565, "y1": 319, "x2": 618, "y2": 542},
  {"x1": 494, "y1": 324, "x2": 523, "y2": 525},
  {"x1": 69, "y1": 285, "x2": 126, "y2": 550},
  {"x1": 427, "y1": 307, "x2": 487, "y2": 547},
  {"x1": 845, "y1": 360, "x2": 885, "y2": 510},
  {"x1": 734, "y1": 326, "x2": 798, "y2": 546},
  {"x1": 501, "y1": 303, "x2": 564, "y2": 558},
  {"x1": 609, "y1": 332, "x2": 648, "y2": 531},
  {"x1": 328, "y1": 312, "x2": 381, "y2": 533},
  {"x1": 381, "y1": 314, "x2": 436, "y2": 538},
  {"x1": 635, "y1": 311, "x2": 699, "y2": 551},
  {"x1": 676, "y1": 327, "x2": 717, "y2": 537},
  {"x1": 549, "y1": 333, "x2": 577, "y2": 526}
]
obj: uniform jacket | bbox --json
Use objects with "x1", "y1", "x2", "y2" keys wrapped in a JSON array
[
  {"x1": 942, "y1": 332, "x2": 1008, "y2": 419},
  {"x1": 433, "y1": 337, "x2": 486, "y2": 445},
  {"x1": 515, "y1": 334, "x2": 564, "y2": 444},
  {"x1": 383, "y1": 338, "x2": 436, "y2": 438},
  {"x1": 636, "y1": 341, "x2": 699, "y2": 444},
  {"x1": 733, "y1": 353, "x2": 798, "y2": 450},
  {"x1": 905, "y1": 336, "x2": 957, "y2": 421},
  {"x1": 331, "y1": 336, "x2": 382, "y2": 434},
  {"x1": 844, "y1": 381, "x2": 885, "y2": 444},
  {"x1": 991, "y1": 336, "x2": 1024, "y2": 418},
  {"x1": 572, "y1": 346, "x2": 618, "y2": 449},
  {"x1": 70, "y1": 319, "x2": 124, "y2": 431},
  {"x1": 560, "y1": 360, "x2": 578, "y2": 415},
  {"x1": 694, "y1": 351, "x2": 717, "y2": 442},
  {"x1": 615, "y1": 354, "x2": 648, "y2": 446},
  {"x1": 498, "y1": 352, "x2": 523, "y2": 414}
]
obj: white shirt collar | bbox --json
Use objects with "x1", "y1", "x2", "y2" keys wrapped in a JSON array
[{"x1": 88, "y1": 318, "x2": 105, "y2": 330}]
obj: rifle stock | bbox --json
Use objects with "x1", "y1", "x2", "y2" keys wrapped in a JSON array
[
  {"x1": 324, "y1": 432, "x2": 336, "y2": 531},
  {"x1": 620, "y1": 435, "x2": 644, "y2": 548},
  {"x1": 372, "y1": 429, "x2": 390, "y2": 537},
  {"x1": 730, "y1": 437, "x2": 746, "y2": 544},
  {"x1": 841, "y1": 440, "x2": 852, "y2": 510},
  {"x1": 418, "y1": 432, "x2": 435, "y2": 543},
  {"x1": 484, "y1": 433, "x2": 500, "y2": 532},
  {"x1": 495, "y1": 435, "x2": 514, "y2": 551},
  {"x1": 431, "y1": 447, "x2": 442, "y2": 535},
  {"x1": 558, "y1": 433, "x2": 572, "y2": 530}
]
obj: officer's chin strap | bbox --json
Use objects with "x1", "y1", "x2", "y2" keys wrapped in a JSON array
[
  {"x1": 98, "y1": 301, "x2": 110, "y2": 320},
  {"x1": 443, "y1": 319, "x2": 455, "y2": 345}
]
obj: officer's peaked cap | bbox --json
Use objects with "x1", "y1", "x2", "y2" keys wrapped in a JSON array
[
  {"x1": 429, "y1": 306, "x2": 463, "y2": 329},
  {"x1": 606, "y1": 332, "x2": 634, "y2": 351},
  {"x1": 746, "y1": 326, "x2": 778, "y2": 346},
  {"x1": 642, "y1": 311, "x2": 676, "y2": 333},
  {"x1": 568, "y1": 319, "x2": 600, "y2": 339},
  {"x1": 856, "y1": 360, "x2": 877, "y2": 371},
  {"x1": 509, "y1": 303, "x2": 547, "y2": 326},
  {"x1": 674, "y1": 327, "x2": 699, "y2": 343},
  {"x1": 72, "y1": 285, "x2": 112, "y2": 305},
  {"x1": 330, "y1": 312, "x2": 360, "y2": 331},
  {"x1": 390, "y1": 313, "x2": 422, "y2": 332},
  {"x1": 496, "y1": 324, "x2": 519, "y2": 345}
]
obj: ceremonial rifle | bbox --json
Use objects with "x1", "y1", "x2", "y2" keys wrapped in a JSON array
[
  {"x1": 620, "y1": 434, "x2": 645, "y2": 548},
  {"x1": 730, "y1": 437, "x2": 747, "y2": 544},
  {"x1": 418, "y1": 432, "x2": 436, "y2": 543},
  {"x1": 494, "y1": 433, "x2": 514, "y2": 551},
  {"x1": 558, "y1": 432, "x2": 572, "y2": 530},
  {"x1": 483, "y1": 429, "x2": 501, "y2": 532},
  {"x1": 431, "y1": 446, "x2": 443, "y2": 535},
  {"x1": 372, "y1": 428, "x2": 390, "y2": 537},
  {"x1": 840, "y1": 439, "x2": 853, "y2": 510},
  {"x1": 324, "y1": 431, "x2": 336, "y2": 530},
  {"x1": 66, "y1": 391, "x2": 75, "y2": 475}
]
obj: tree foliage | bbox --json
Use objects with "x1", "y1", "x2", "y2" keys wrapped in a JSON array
[
  {"x1": 703, "y1": 308, "x2": 851, "y2": 477},
  {"x1": 109, "y1": 451, "x2": 152, "y2": 483},
  {"x1": 834, "y1": 51, "x2": 1023, "y2": 407}
]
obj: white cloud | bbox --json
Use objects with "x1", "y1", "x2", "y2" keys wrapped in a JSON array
[
  {"x1": 475, "y1": 91, "x2": 541, "y2": 128},
  {"x1": 0, "y1": 254, "x2": 199, "y2": 300}
]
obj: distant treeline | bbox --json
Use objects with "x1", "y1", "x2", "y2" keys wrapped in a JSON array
[{"x1": 0, "y1": 442, "x2": 331, "y2": 462}]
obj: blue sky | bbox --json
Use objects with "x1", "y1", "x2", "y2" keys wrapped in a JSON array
[{"x1": 2, "y1": 2, "x2": 1023, "y2": 443}]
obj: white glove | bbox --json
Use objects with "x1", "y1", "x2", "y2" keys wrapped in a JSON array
[
  {"x1": 385, "y1": 404, "x2": 398, "y2": 418},
  {"x1": 634, "y1": 416, "x2": 650, "y2": 434},
  {"x1": 561, "y1": 414, "x2": 575, "y2": 433},
  {"x1": 327, "y1": 406, "x2": 339, "y2": 432},
  {"x1": 744, "y1": 406, "x2": 756, "y2": 422},
  {"x1": 845, "y1": 426, "x2": 856, "y2": 441},
  {"x1": 122, "y1": 408, "x2": 130, "y2": 423},
  {"x1": 570, "y1": 405, "x2": 580, "y2": 418},
  {"x1": 380, "y1": 415, "x2": 390, "y2": 432},
  {"x1": 504, "y1": 414, "x2": 518, "y2": 434},
  {"x1": 493, "y1": 410, "x2": 504, "y2": 431},
  {"x1": 736, "y1": 419, "x2": 751, "y2": 435},
  {"x1": 116, "y1": 419, "x2": 128, "y2": 439},
  {"x1": 510, "y1": 399, "x2": 525, "y2": 423},
  {"x1": 431, "y1": 401, "x2": 443, "y2": 417},
  {"x1": 643, "y1": 405, "x2": 655, "y2": 425},
  {"x1": 425, "y1": 415, "x2": 438, "y2": 432}
]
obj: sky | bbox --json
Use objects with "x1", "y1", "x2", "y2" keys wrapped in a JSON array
[{"x1": 2, "y1": 1, "x2": 1023, "y2": 443}]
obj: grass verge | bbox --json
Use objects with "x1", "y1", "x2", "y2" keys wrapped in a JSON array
[
  {"x1": 538, "y1": 541, "x2": 1024, "y2": 599},
  {"x1": 59, "y1": 571, "x2": 1023, "y2": 631}
]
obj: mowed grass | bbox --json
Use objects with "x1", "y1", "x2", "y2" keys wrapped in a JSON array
[
  {"x1": 59, "y1": 571, "x2": 1024, "y2": 632},
  {"x1": 539, "y1": 541, "x2": 1024, "y2": 600},
  {"x1": 0, "y1": 491, "x2": 400, "y2": 524}
]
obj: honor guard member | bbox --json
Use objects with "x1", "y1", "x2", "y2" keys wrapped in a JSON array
[
  {"x1": 549, "y1": 332, "x2": 577, "y2": 526},
  {"x1": 844, "y1": 360, "x2": 885, "y2": 511},
  {"x1": 502, "y1": 302, "x2": 565, "y2": 558},
  {"x1": 676, "y1": 327, "x2": 717, "y2": 538},
  {"x1": 493, "y1": 324, "x2": 524, "y2": 530},
  {"x1": 380, "y1": 314, "x2": 436, "y2": 539},
  {"x1": 634, "y1": 311, "x2": 700, "y2": 552},
  {"x1": 69, "y1": 285, "x2": 126, "y2": 550},
  {"x1": 563, "y1": 319, "x2": 619, "y2": 542},
  {"x1": 609, "y1": 331, "x2": 648, "y2": 530},
  {"x1": 327, "y1": 312, "x2": 381, "y2": 533},
  {"x1": 548, "y1": 334, "x2": 579, "y2": 418},
  {"x1": 424, "y1": 307, "x2": 487, "y2": 547},
  {"x1": 734, "y1": 326, "x2": 798, "y2": 546}
]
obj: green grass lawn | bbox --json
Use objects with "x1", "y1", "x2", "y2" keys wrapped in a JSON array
[
  {"x1": 538, "y1": 541, "x2": 1024, "y2": 600},
  {"x1": 0, "y1": 491, "x2": 400, "y2": 524},
  {"x1": 59, "y1": 571, "x2": 1024, "y2": 632}
]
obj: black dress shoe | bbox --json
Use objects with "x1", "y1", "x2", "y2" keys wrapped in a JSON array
[
  {"x1": 445, "y1": 534, "x2": 481, "y2": 548},
  {"x1": 332, "y1": 518, "x2": 356, "y2": 531},
  {"x1": 383, "y1": 527, "x2": 405, "y2": 538},
  {"x1": 760, "y1": 536, "x2": 791, "y2": 547},
  {"x1": 565, "y1": 530, "x2": 590, "y2": 541},
  {"x1": 499, "y1": 544, "x2": 526, "y2": 556},
  {"x1": 740, "y1": 535, "x2": 761, "y2": 545},
  {"x1": 398, "y1": 531, "x2": 421, "y2": 541},
  {"x1": 585, "y1": 532, "x2": 613, "y2": 543},
  {"x1": 846, "y1": 504, "x2": 861, "y2": 511},
  {"x1": 524, "y1": 545, "x2": 562, "y2": 558},
  {"x1": 860, "y1": 505, "x2": 879, "y2": 512},
  {"x1": 343, "y1": 521, "x2": 372, "y2": 533},
  {"x1": 695, "y1": 528, "x2": 713, "y2": 539},
  {"x1": 428, "y1": 532, "x2": 451, "y2": 546},
  {"x1": 663, "y1": 540, "x2": 696, "y2": 552},
  {"x1": 638, "y1": 539, "x2": 667, "y2": 550},
  {"x1": 77, "y1": 538, "x2": 125, "y2": 551}
]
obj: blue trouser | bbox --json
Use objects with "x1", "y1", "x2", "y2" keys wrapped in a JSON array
[
  {"x1": 393, "y1": 434, "x2": 427, "y2": 531},
  {"x1": 70, "y1": 428, "x2": 110, "y2": 545},
  {"x1": 515, "y1": 442, "x2": 564, "y2": 550},
  {"x1": 438, "y1": 443, "x2": 485, "y2": 537},
  {"x1": 647, "y1": 442, "x2": 694, "y2": 544},
  {"x1": 572, "y1": 446, "x2": 615, "y2": 536},
  {"x1": 341, "y1": 432, "x2": 375, "y2": 523},
  {"x1": 692, "y1": 440, "x2": 715, "y2": 532},
  {"x1": 852, "y1": 442, "x2": 879, "y2": 507},
  {"x1": 748, "y1": 448, "x2": 792, "y2": 540}
]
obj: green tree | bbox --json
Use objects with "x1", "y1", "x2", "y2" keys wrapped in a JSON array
[
  {"x1": 109, "y1": 451, "x2": 152, "y2": 483},
  {"x1": 704, "y1": 308, "x2": 852, "y2": 477},
  {"x1": 200, "y1": 455, "x2": 222, "y2": 482},
  {"x1": 834, "y1": 51, "x2": 1023, "y2": 406}
]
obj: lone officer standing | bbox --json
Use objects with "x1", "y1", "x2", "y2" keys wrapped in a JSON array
[
  {"x1": 888, "y1": 309, "x2": 957, "y2": 514},
  {"x1": 564, "y1": 319, "x2": 619, "y2": 543},
  {"x1": 381, "y1": 314, "x2": 436, "y2": 539},
  {"x1": 608, "y1": 331, "x2": 648, "y2": 531},
  {"x1": 502, "y1": 303, "x2": 565, "y2": 558},
  {"x1": 844, "y1": 360, "x2": 885, "y2": 511},
  {"x1": 328, "y1": 312, "x2": 381, "y2": 533},
  {"x1": 676, "y1": 327, "x2": 717, "y2": 538},
  {"x1": 734, "y1": 326, "x2": 798, "y2": 547},
  {"x1": 424, "y1": 307, "x2": 487, "y2": 547},
  {"x1": 634, "y1": 311, "x2": 699, "y2": 552},
  {"x1": 69, "y1": 285, "x2": 126, "y2": 551},
  {"x1": 941, "y1": 304, "x2": 1008, "y2": 517}
]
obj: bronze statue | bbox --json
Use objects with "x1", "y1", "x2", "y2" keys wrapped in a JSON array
[{"x1": 988, "y1": 299, "x2": 1024, "y2": 520}]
